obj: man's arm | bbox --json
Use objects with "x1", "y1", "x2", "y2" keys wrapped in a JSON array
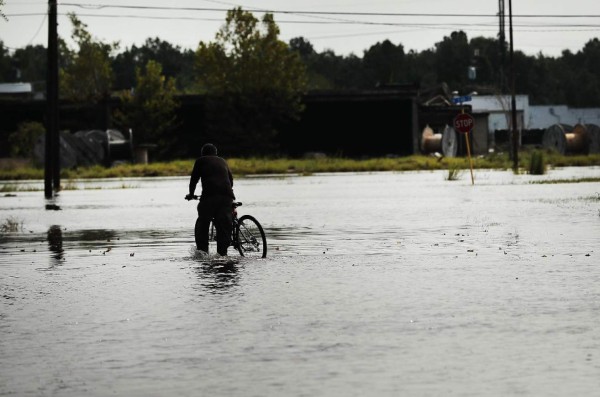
[{"x1": 188, "y1": 160, "x2": 201, "y2": 196}]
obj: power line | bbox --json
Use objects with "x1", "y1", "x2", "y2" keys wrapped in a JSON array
[
  {"x1": 27, "y1": 13, "x2": 48, "y2": 45},
  {"x1": 6, "y1": 3, "x2": 599, "y2": 51},
  {"x1": 58, "y1": 3, "x2": 600, "y2": 18},
  {"x1": 6, "y1": 12, "x2": 600, "y2": 30},
  {"x1": 309, "y1": 26, "x2": 600, "y2": 41}
]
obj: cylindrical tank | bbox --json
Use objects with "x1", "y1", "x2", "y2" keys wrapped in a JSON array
[
  {"x1": 421, "y1": 124, "x2": 457, "y2": 157},
  {"x1": 542, "y1": 123, "x2": 591, "y2": 154}
]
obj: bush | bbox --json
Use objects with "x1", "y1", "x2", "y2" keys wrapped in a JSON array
[
  {"x1": 8, "y1": 121, "x2": 45, "y2": 158},
  {"x1": 529, "y1": 150, "x2": 547, "y2": 175},
  {"x1": 446, "y1": 165, "x2": 463, "y2": 181}
]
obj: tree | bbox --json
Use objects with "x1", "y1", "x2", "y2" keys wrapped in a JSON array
[
  {"x1": 289, "y1": 37, "x2": 333, "y2": 89},
  {"x1": 403, "y1": 48, "x2": 437, "y2": 89},
  {"x1": 113, "y1": 60, "x2": 179, "y2": 155},
  {"x1": 112, "y1": 37, "x2": 195, "y2": 92},
  {"x1": 468, "y1": 36, "x2": 503, "y2": 91},
  {"x1": 362, "y1": 40, "x2": 405, "y2": 86},
  {"x1": 528, "y1": 54, "x2": 565, "y2": 105},
  {"x1": 12, "y1": 45, "x2": 47, "y2": 83},
  {"x1": 310, "y1": 49, "x2": 366, "y2": 89},
  {"x1": 434, "y1": 31, "x2": 471, "y2": 89},
  {"x1": 289, "y1": 37, "x2": 316, "y2": 60},
  {"x1": 8, "y1": 121, "x2": 45, "y2": 158},
  {"x1": 195, "y1": 8, "x2": 307, "y2": 154},
  {"x1": 289, "y1": 38, "x2": 372, "y2": 90},
  {"x1": 60, "y1": 13, "x2": 117, "y2": 102},
  {"x1": 567, "y1": 39, "x2": 600, "y2": 106},
  {"x1": 0, "y1": 41, "x2": 12, "y2": 81}
]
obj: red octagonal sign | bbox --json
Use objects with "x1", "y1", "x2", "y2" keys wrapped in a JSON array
[{"x1": 453, "y1": 113, "x2": 475, "y2": 134}]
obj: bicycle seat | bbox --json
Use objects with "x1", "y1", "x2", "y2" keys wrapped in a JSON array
[{"x1": 233, "y1": 202, "x2": 242, "y2": 208}]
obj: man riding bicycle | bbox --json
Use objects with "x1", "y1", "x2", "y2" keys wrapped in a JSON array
[{"x1": 185, "y1": 143, "x2": 235, "y2": 256}]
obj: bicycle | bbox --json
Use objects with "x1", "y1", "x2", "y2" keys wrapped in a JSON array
[{"x1": 187, "y1": 196, "x2": 267, "y2": 258}]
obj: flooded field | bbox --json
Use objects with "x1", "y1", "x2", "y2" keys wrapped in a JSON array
[{"x1": 1, "y1": 168, "x2": 599, "y2": 396}]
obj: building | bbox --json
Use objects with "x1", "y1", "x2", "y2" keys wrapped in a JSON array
[
  {"x1": 468, "y1": 94, "x2": 600, "y2": 152},
  {"x1": 527, "y1": 105, "x2": 600, "y2": 129},
  {"x1": 0, "y1": 82, "x2": 34, "y2": 98}
]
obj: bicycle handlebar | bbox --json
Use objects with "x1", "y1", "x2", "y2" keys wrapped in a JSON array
[{"x1": 185, "y1": 195, "x2": 242, "y2": 208}]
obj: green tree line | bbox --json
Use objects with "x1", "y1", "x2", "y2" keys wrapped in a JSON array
[{"x1": 1, "y1": 26, "x2": 599, "y2": 107}]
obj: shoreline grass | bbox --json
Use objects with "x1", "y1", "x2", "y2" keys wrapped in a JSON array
[
  {"x1": 1, "y1": 153, "x2": 599, "y2": 181},
  {"x1": 529, "y1": 177, "x2": 600, "y2": 184},
  {"x1": 1, "y1": 182, "x2": 140, "y2": 193}
]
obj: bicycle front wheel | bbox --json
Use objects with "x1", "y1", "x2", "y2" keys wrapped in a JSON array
[{"x1": 236, "y1": 215, "x2": 267, "y2": 258}]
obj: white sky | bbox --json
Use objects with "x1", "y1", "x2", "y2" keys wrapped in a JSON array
[{"x1": 1, "y1": 0, "x2": 599, "y2": 57}]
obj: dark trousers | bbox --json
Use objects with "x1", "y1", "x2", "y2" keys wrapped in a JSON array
[{"x1": 195, "y1": 195, "x2": 233, "y2": 256}]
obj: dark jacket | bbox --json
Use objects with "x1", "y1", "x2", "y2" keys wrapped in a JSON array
[{"x1": 189, "y1": 155, "x2": 235, "y2": 199}]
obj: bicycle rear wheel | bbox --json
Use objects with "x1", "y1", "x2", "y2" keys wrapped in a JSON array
[{"x1": 236, "y1": 215, "x2": 267, "y2": 258}]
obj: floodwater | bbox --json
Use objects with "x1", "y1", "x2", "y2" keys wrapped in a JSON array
[{"x1": 1, "y1": 168, "x2": 599, "y2": 396}]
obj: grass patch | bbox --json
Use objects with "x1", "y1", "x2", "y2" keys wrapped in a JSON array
[
  {"x1": 530, "y1": 177, "x2": 600, "y2": 184},
  {"x1": 0, "y1": 153, "x2": 599, "y2": 181},
  {"x1": 1, "y1": 184, "x2": 40, "y2": 192}
]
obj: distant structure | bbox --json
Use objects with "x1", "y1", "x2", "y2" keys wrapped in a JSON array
[
  {"x1": 0, "y1": 83, "x2": 34, "y2": 98},
  {"x1": 466, "y1": 94, "x2": 600, "y2": 154},
  {"x1": 528, "y1": 106, "x2": 600, "y2": 128},
  {"x1": 33, "y1": 129, "x2": 133, "y2": 168}
]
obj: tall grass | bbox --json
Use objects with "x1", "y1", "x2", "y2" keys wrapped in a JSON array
[
  {"x1": 445, "y1": 165, "x2": 463, "y2": 181},
  {"x1": 530, "y1": 177, "x2": 600, "y2": 184},
  {"x1": 0, "y1": 184, "x2": 39, "y2": 192},
  {"x1": 1, "y1": 217, "x2": 23, "y2": 233},
  {"x1": 1, "y1": 153, "x2": 599, "y2": 180},
  {"x1": 528, "y1": 150, "x2": 547, "y2": 175}
]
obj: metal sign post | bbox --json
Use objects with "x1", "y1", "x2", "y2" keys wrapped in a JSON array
[{"x1": 453, "y1": 112, "x2": 476, "y2": 185}]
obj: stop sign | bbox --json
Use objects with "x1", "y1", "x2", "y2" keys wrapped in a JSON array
[{"x1": 453, "y1": 113, "x2": 475, "y2": 134}]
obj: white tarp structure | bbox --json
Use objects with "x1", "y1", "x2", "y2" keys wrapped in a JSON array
[
  {"x1": 527, "y1": 106, "x2": 600, "y2": 129},
  {"x1": 0, "y1": 82, "x2": 33, "y2": 94},
  {"x1": 467, "y1": 94, "x2": 600, "y2": 131},
  {"x1": 33, "y1": 129, "x2": 133, "y2": 168}
]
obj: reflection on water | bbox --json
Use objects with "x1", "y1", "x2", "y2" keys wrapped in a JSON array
[
  {"x1": 47, "y1": 225, "x2": 64, "y2": 264},
  {"x1": 194, "y1": 262, "x2": 239, "y2": 294},
  {"x1": 75, "y1": 229, "x2": 118, "y2": 243}
]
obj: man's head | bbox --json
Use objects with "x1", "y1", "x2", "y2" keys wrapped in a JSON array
[{"x1": 201, "y1": 143, "x2": 217, "y2": 156}]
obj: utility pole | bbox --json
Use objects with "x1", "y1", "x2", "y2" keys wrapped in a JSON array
[
  {"x1": 45, "y1": 0, "x2": 59, "y2": 198},
  {"x1": 508, "y1": 0, "x2": 518, "y2": 170},
  {"x1": 498, "y1": 0, "x2": 506, "y2": 92}
]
